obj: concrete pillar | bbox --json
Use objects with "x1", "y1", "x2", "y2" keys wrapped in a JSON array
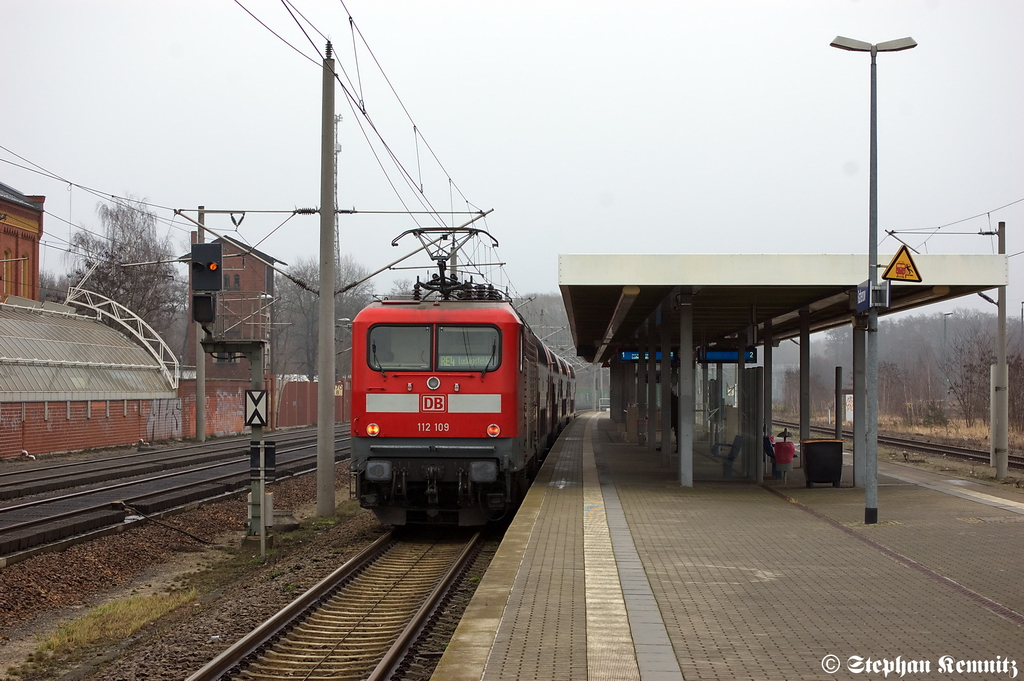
[
  {"x1": 835, "y1": 366, "x2": 844, "y2": 439},
  {"x1": 610, "y1": 358, "x2": 625, "y2": 424},
  {"x1": 799, "y1": 309, "x2": 811, "y2": 442},
  {"x1": 764, "y1": 318, "x2": 774, "y2": 439},
  {"x1": 701, "y1": 361, "x2": 709, "y2": 434},
  {"x1": 678, "y1": 295, "x2": 694, "y2": 486},
  {"x1": 636, "y1": 334, "x2": 646, "y2": 445},
  {"x1": 993, "y1": 220, "x2": 1008, "y2": 479},
  {"x1": 646, "y1": 322, "x2": 657, "y2": 452},
  {"x1": 660, "y1": 301, "x2": 672, "y2": 465},
  {"x1": 753, "y1": 366, "x2": 764, "y2": 483},
  {"x1": 764, "y1": 318, "x2": 774, "y2": 482},
  {"x1": 625, "y1": 359, "x2": 637, "y2": 414},
  {"x1": 737, "y1": 326, "x2": 748, "y2": 479},
  {"x1": 716, "y1": 362, "x2": 725, "y2": 445}
]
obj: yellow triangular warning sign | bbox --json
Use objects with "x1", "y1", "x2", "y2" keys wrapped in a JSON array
[{"x1": 881, "y1": 244, "x2": 922, "y2": 282}]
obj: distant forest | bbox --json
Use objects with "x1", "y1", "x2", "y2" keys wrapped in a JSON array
[{"x1": 778, "y1": 308, "x2": 1022, "y2": 433}]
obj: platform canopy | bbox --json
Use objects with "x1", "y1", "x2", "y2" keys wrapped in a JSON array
[{"x1": 559, "y1": 253, "x2": 1007, "y2": 365}]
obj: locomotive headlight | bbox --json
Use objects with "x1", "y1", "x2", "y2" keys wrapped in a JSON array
[
  {"x1": 365, "y1": 460, "x2": 392, "y2": 482},
  {"x1": 469, "y1": 460, "x2": 498, "y2": 483},
  {"x1": 486, "y1": 424, "x2": 500, "y2": 438},
  {"x1": 366, "y1": 423, "x2": 380, "y2": 437}
]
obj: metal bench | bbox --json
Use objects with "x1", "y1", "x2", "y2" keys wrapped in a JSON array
[{"x1": 710, "y1": 434, "x2": 744, "y2": 478}]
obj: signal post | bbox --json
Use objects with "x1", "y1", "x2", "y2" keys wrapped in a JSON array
[{"x1": 191, "y1": 243, "x2": 274, "y2": 556}]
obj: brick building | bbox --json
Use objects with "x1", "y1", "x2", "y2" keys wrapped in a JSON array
[
  {"x1": 182, "y1": 234, "x2": 348, "y2": 432},
  {"x1": 0, "y1": 182, "x2": 43, "y2": 301},
  {"x1": 185, "y1": 234, "x2": 278, "y2": 379},
  {"x1": 0, "y1": 297, "x2": 181, "y2": 458},
  {"x1": 181, "y1": 235, "x2": 280, "y2": 436},
  {"x1": 0, "y1": 187, "x2": 338, "y2": 457}
]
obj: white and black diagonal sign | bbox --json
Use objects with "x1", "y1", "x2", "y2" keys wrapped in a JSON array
[{"x1": 244, "y1": 390, "x2": 268, "y2": 427}]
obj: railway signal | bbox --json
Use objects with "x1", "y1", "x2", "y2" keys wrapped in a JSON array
[
  {"x1": 191, "y1": 243, "x2": 223, "y2": 291},
  {"x1": 191, "y1": 243, "x2": 222, "y2": 324},
  {"x1": 192, "y1": 293, "x2": 216, "y2": 324}
]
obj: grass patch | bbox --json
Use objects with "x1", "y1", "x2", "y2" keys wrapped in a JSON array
[
  {"x1": 9, "y1": 590, "x2": 200, "y2": 678},
  {"x1": 275, "y1": 501, "x2": 367, "y2": 546},
  {"x1": 39, "y1": 589, "x2": 198, "y2": 653},
  {"x1": 336, "y1": 499, "x2": 364, "y2": 520},
  {"x1": 311, "y1": 517, "x2": 337, "y2": 531}
]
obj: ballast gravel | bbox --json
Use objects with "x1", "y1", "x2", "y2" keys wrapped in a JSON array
[{"x1": 0, "y1": 464, "x2": 394, "y2": 680}]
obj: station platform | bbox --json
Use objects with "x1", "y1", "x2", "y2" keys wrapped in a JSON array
[{"x1": 431, "y1": 412, "x2": 1024, "y2": 680}]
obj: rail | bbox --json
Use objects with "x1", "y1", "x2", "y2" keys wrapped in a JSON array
[
  {"x1": 774, "y1": 421, "x2": 1024, "y2": 470},
  {"x1": 186, "y1": 530, "x2": 481, "y2": 681},
  {"x1": 0, "y1": 431, "x2": 349, "y2": 564}
]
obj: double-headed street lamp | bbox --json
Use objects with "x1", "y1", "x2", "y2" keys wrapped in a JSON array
[{"x1": 830, "y1": 35, "x2": 916, "y2": 525}]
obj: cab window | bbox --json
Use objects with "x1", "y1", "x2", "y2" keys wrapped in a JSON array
[
  {"x1": 437, "y1": 325, "x2": 500, "y2": 371},
  {"x1": 368, "y1": 325, "x2": 432, "y2": 371}
]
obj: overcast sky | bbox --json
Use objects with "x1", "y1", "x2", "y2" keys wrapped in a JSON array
[{"x1": 3, "y1": 1, "x2": 1023, "y2": 313}]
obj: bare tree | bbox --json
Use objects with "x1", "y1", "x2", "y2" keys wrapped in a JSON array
[
  {"x1": 1009, "y1": 351, "x2": 1024, "y2": 432},
  {"x1": 274, "y1": 258, "x2": 320, "y2": 380},
  {"x1": 387, "y1": 278, "x2": 414, "y2": 297},
  {"x1": 947, "y1": 319, "x2": 995, "y2": 428},
  {"x1": 38, "y1": 269, "x2": 73, "y2": 304},
  {"x1": 274, "y1": 255, "x2": 375, "y2": 381},
  {"x1": 335, "y1": 255, "x2": 375, "y2": 378},
  {"x1": 66, "y1": 197, "x2": 185, "y2": 345},
  {"x1": 878, "y1": 361, "x2": 908, "y2": 421},
  {"x1": 514, "y1": 292, "x2": 610, "y2": 409}
]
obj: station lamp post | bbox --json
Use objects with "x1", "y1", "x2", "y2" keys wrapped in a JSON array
[{"x1": 830, "y1": 35, "x2": 916, "y2": 525}]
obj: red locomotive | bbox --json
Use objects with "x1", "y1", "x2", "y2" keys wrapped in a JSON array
[{"x1": 350, "y1": 283, "x2": 576, "y2": 525}]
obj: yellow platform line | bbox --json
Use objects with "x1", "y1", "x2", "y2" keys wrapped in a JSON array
[{"x1": 581, "y1": 414, "x2": 642, "y2": 681}]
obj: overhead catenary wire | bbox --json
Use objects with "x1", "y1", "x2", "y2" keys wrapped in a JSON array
[
  {"x1": 232, "y1": 0, "x2": 320, "y2": 67},
  {"x1": 238, "y1": 0, "x2": 453, "y2": 243},
  {"x1": 3, "y1": 147, "x2": 349, "y2": 280},
  {"x1": 234, "y1": 0, "x2": 482, "y2": 231},
  {"x1": 8, "y1": 3, "x2": 493, "y2": 288},
  {"x1": 885, "y1": 196, "x2": 1024, "y2": 253},
  {"x1": 349, "y1": 14, "x2": 365, "y2": 112},
  {"x1": 1, "y1": 154, "x2": 192, "y2": 241},
  {"x1": 1, "y1": 147, "x2": 184, "y2": 217},
  {"x1": 229, "y1": 0, "x2": 475, "y2": 232},
  {"x1": 6, "y1": 16, "x2": 487, "y2": 297},
  {"x1": 339, "y1": 0, "x2": 474, "y2": 205},
  {"x1": 891, "y1": 197, "x2": 1024, "y2": 233},
  {"x1": 278, "y1": 0, "x2": 326, "y2": 57},
  {"x1": 6, "y1": 140, "x2": 487, "y2": 285}
]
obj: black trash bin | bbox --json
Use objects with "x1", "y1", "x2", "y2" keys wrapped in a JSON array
[{"x1": 801, "y1": 439, "x2": 843, "y2": 488}]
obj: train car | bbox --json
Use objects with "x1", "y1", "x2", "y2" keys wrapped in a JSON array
[{"x1": 349, "y1": 289, "x2": 576, "y2": 525}]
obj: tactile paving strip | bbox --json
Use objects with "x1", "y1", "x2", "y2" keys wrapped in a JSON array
[{"x1": 481, "y1": 418, "x2": 588, "y2": 680}]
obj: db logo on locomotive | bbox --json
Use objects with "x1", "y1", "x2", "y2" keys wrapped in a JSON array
[{"x1": 421, "y1": 395, "x2": 447, "y2": 412}]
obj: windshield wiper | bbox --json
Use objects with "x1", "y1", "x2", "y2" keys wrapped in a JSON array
[
  {"x1": 372, "y1": 342, "x2": 387, "y2": 378},
  {"x1": 480, "y1": 340, "x2": 497, "y2": 378}
]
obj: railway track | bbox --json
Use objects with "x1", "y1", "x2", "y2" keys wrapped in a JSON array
[
  {"x1": 774, "y1": 421, "x2": 1024, "y2": 470},
  {"x1": 0, "y1": 430, "x2": 350, "y2": 562},
  {"x1": 187, "y1": 529, "x2": 482, "y2": 681},
  {"x1": 0, "y1": 426, "x2": 329, "y2": 502}
]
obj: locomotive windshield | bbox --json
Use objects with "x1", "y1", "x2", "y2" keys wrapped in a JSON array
[
  {"x1": 368, "y1": 325, "x2": 432, "y2": 371},
  {"x1": 438, "y1": 325, "x2": 500, "y2": 371}
]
